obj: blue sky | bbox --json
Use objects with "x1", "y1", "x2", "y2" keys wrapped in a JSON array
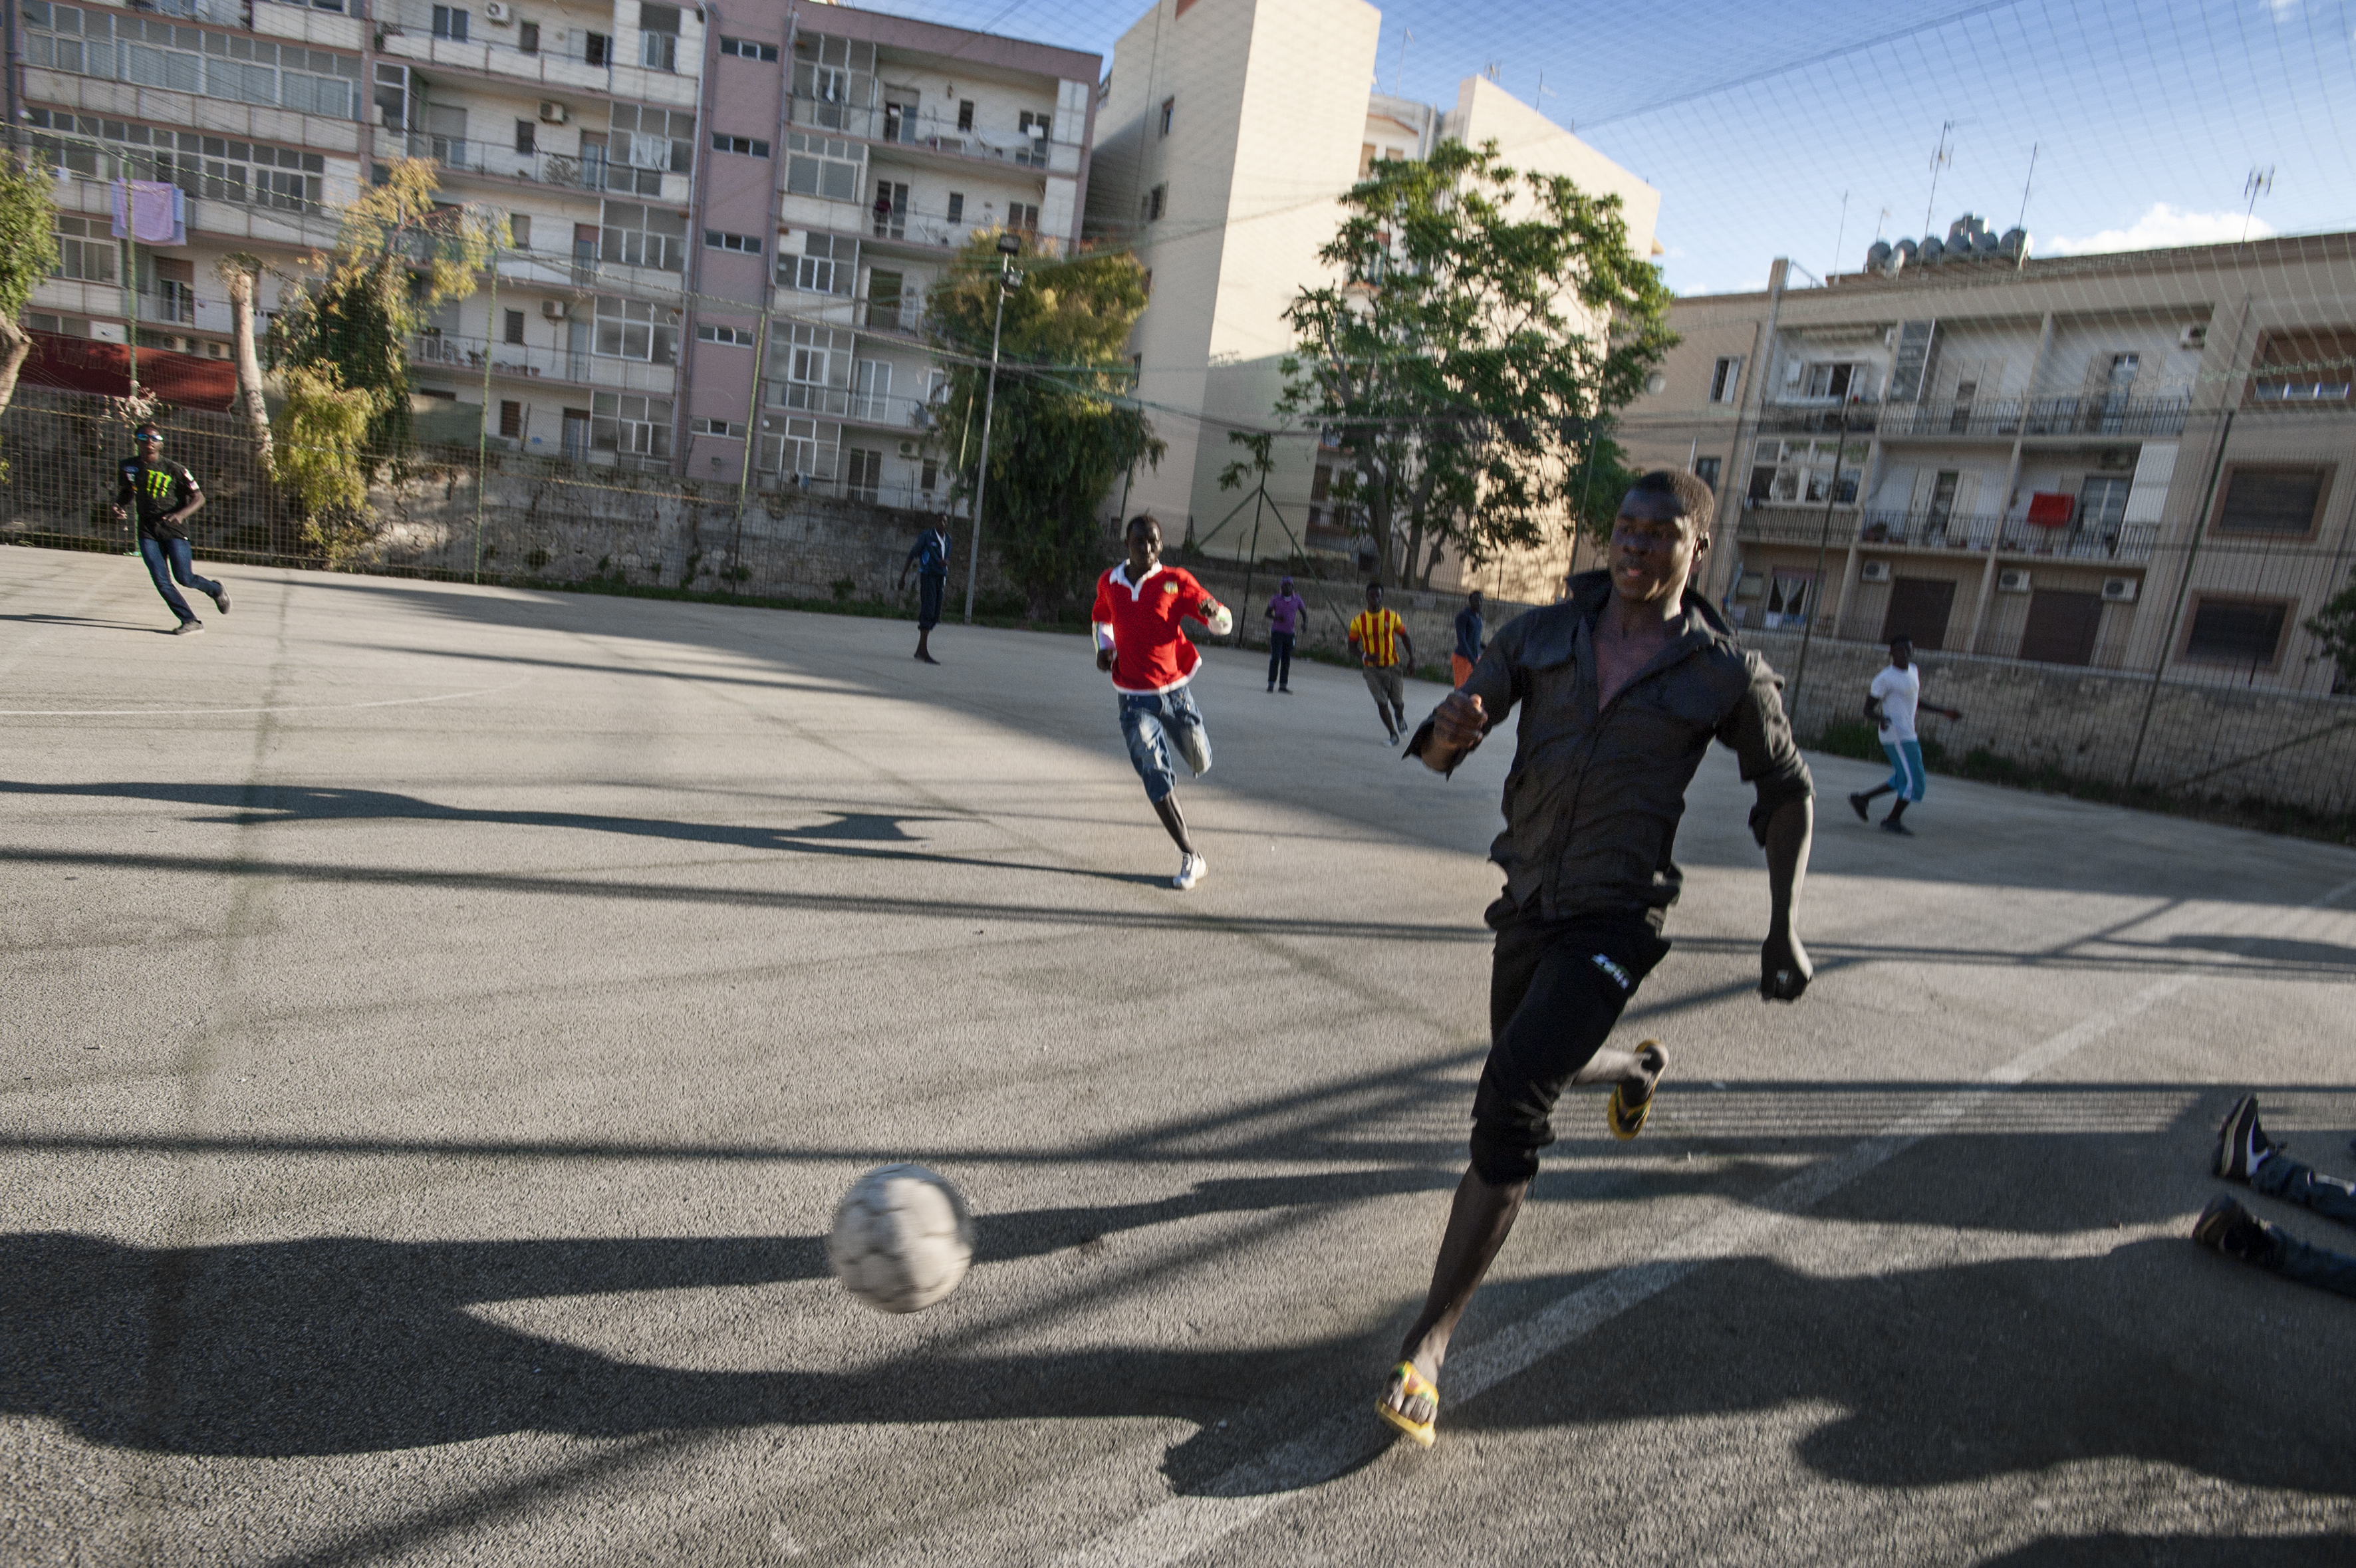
[{"x1": 864, "y1": 0, "x2": 2356, "y2": 297}]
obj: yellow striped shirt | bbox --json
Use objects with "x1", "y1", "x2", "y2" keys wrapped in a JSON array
[{"x1": 1349, "y1": 607, "x2": 1405, "y2": 666}]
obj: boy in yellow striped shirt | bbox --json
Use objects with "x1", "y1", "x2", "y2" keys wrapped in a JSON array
[{"x1": 1347, "y1": 583, "x2": 1414, "y2": 743}]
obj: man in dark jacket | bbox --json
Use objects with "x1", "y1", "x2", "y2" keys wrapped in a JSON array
[
  {"x1": 896, "y1": 516, "x2": 953, "y2": 664},
  {"x1": 1376, "y1": 469, "x2": 1816, "y2": 1448},
  {"x1": 114, "y1": 424, "x2": 225, "y2": 634}
]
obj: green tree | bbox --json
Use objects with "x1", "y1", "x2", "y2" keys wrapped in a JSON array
[
  {"x1": 0, "y1": 153, "x2": 63, "y2": 419},
  {"x1": 925, "y1": 237, "x2": 1162, "y2": 618},
  {"x1": 1275, "y1": 139, "x2": 1674, "y2": 587},
  {"x1": 269, "y1": 160, "x2": 505, "y2": 465},
  {"x1": 213, "y1": 252, "x2": 273, "y2": 464},
  {"x1": 2305, "y1": 569, "x2": 2356, "y2": 690}
]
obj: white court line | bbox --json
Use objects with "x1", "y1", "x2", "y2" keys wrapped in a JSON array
[
  {"x1": 1051, "y1": 872, "x2": 2356, "y2": 1568},
  {"x1": 0, "y1": 678, "x2": 529, "y2": 718}
]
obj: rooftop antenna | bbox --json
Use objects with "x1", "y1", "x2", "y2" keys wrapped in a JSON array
[
  {"x1": 2015, "y1": 142, "x2": 2038, "y2": 232},
  {"x1": 1923, "y1": 120, "x2": 1954, "y2": 237},
  {"x1": 1392, "y1": 25, "x2": 1412, "y2": 96},
  {"x1": 2242, "y1": 165, "x2": 2274, "y2": 243},
  {"x1": 1535, "y1": 72, "x2": 1557, "y2": 114},
  {"x1": 1830, "y1": 189, "x2": 1849, "y2": 279},
  {"x1": 1484, "y1": 61, "x2": 1501, "y2": 82},
  {"x1": 1875, "y1": 205, "x2": 1891, "y2": 242}
]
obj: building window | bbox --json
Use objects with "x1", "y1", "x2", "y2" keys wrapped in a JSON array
[
  {"x1": 693, "y1": 416, "x2": 747, "y2": 438},
  {"x1": 610, "y1": 104, "x2": 694, "y2": 182},
  {"x1": 503, "y1": 308, "x2": 525, "y2": 345},
  {"x1": 515, "y1": 119, "x2": 536, "y2": 154},
  {"x1": 2182, "y1": 597, "x2": 2291, "y2": 668},
  {"x1": 1147, "y1": 184, "x2": 1166, "y2": 221},
  {"x1": 1802, "y1": 361, "x2": 1864, "y2": 400},
  {"x1": 957, "y1": 99, "x2": 975, "y2": 132},
  {"x1": 1709, "y1": 356, "x2": 1743, "y2": 404},
  {"x1": 508, "y1": 213, "x2": 531, "y2": 250},
  {"x1": 1360, "y1": 142, "x2": 1377, "y2": 178},
  {"x1": 2248, "y1": 329, "x2": 2356, "y2": 404},
  {"x1": 2212, "y1": 465, "x2": 2329, "y2": 537},
  {"x1": 1749, "y1": 438, "x2": 1862, "y2": 505},
  {"x1": 638, "y1": 3, "x2": 680, "y2": 71},
  {"x1": 517, "y1": 21, "x2": 539, "y2": 53},
  {"x1": 785, "y1": 132, "x2": 862, "y2": 200},
  {"x1": 696, "y1": 322, "x2": 755, "y2": 346},
  {"x1": 592, "y1": 295, "x2": 681, "y2": 363},
  {"x1": 431, "y1": 6, "x2": 468, "y2": 42},
  {"x1": 759, "y1": 413, "x2": 838, "y2": 479},
  {"x1": 49, "y1": 215, "x2": 116, "y2": 283},
  {"x1": 1007, "y1": 201, "x2": 1039, "y2": 234},
  {"x1": 712, "y1": 133, "x2": 773, "y2": 158},
  {"x1": 844, "y1": 446, "x2": 883, "y2": 499},
  {"x1": 1311, "y1": 465, "x2": 1332, "y2": 501},
  {"x1": 920, "y1": 458, "x2": 939, "y2": 494},
  {"x1": 499, "y1": 400, "x2": 523, "y2": 439},
  {"x1": 1159, "y1": 96, "x2": 1174, "y2": 137},
  {"x1": 21, "y1": 10, "x2": 364, "y2": 122},
  {"x1": 770, "y1": 323, "x2": 854, "y2": 414},
  {"x1": 1694, "y1": 456, "x2": 1722, "y2": 492},
  {"x1": 719, "y1": 36, "x2": 779, "y2": 61},
  {"x1": 704, "y1": 229, "x2": 761, "y2": 255},
  {"x1": 946, "y1": 192, "x2": 965, "y2": 225},
  {"x1": 598, "y1": 200, "x2": 688, "y2": 271},
  {"x1": 592, "y1": 392, "x2": 672, "y2": 458},
  {"x1": 585, "y1": 31, "x2": 611, "y2": 66},
  {"x1": 785, "y1": 233, "x2": 854, "y2": 295}
]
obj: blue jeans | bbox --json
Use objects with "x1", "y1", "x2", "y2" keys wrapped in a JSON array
[
  {"x1": 139, "y1": 536, "x2": 220, "y2": 624},
  {"x1": 1267, "y1": 632, "x2": 1294, "y2": 689},
  {"x1": 1118, "y1": 686, "x2": 1210, "y2": 804},
  {"x1": 1881, "y1": 739, "x2": 1926, "y2": 802},
  {"x1": 2250, "y1": 1154, "x2": 2356, "y2": 1299}
]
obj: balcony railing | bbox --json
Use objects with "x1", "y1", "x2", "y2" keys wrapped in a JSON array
[
  {"x1": 1760, "y1": 394, "x2": 2190, "y2": 439},
  {"x1": 756, "y1": 465, "x2": 958, "y2": 515},
  {"x1": 1738, "y1": 501, "x2": 2159, "y2": 563},
  {"x1": 790, "y1": 96, "x2": 1072, "y2": 171},
  {"x1": 374, "y1": 4, "x2": 690, "y2": 96},
  {"x1": 407, "y1": 331, "x2": 678, "y2": 394},
  {"x1": 394, "y1": 134, "x2": 682, "y2": 198}
]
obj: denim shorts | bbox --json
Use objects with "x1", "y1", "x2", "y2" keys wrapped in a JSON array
[{"x1": 1118, "y1": 685, "x2": 1211, "y2": 803}]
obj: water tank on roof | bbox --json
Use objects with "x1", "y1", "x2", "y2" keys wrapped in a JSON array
[
  {"x1": 1918, "y1": 235, "x2": 1946, "y2": 264},
  {"x1": 2000, "y1": 227, "x2": 2028, "y2": 259},
  {"x1": 1867, "y1": 239, "x2": 1893, "y2": 272},
  {"x1": 1895, "y1": 237, "x2": 1918, "y2": 262},
  {"x1": 1948, "y1": 216, "x2": 1977, "y2": 245}
]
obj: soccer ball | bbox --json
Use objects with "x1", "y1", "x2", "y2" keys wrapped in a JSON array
[{"x1": 826, "y1": 1163, "x2": 976, "y2": 1313}]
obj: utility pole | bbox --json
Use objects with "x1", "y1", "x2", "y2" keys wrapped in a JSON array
[
  {"x1": 473, "y1": 250, "x2": 497, "y2": 585},
  {"x1": 962, "y1": 231, "x2": 1022, "y2": 624}
]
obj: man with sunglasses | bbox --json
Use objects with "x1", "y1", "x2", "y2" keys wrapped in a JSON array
[
  {"x1": 114, "y1": 423, "x2": 225, "y2": 634},
  {"x1": 1376, "y1": 469, "x2": 1817, "y2": 1448}
]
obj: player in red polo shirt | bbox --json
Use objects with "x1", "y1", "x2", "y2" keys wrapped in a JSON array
[{"x1": 1092, "y1": 514, "x2": 1232, "y2": 889}]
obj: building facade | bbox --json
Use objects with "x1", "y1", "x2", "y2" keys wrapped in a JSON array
[
  {"x1": 1622, "y1": 231, "x2": 2356, "y2": 696},
  {"x1": 1083, "y1": 0, "x2": 1658, "y2": 602},
  {"x1": 9, "y1": 0, "x2": 1097, "y2": 511}
]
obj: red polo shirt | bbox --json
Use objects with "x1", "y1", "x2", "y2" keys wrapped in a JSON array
[{"x1": 1091, "y1": 563, "x2": 1222, "y2": 694}]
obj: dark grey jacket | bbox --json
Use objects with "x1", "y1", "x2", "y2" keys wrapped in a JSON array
[{"x1": 1409, "y1": 571, "x2": 1813, "y2": 922}]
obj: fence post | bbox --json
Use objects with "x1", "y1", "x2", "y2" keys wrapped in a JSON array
[
  {"x1": 473, "y1": 254, "x2": 497, "y2": 585},
  {"x1": 2125, "y1": 406, "x2": 2233, "y2": 791}
]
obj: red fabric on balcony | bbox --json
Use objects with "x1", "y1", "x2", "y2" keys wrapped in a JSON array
[
  {"x1": 19, "y1": 331, "x2": 238, "y2": 412},
  {"x1": 2026, "y1": 491, "x2": 2075, "y2": 527}
]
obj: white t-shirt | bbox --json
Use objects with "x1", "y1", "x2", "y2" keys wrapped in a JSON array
[{"x1": 1870, "y1": 664, "x2": 1922, "y2": 743}]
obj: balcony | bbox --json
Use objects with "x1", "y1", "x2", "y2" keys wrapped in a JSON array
[
  {"x1": 789, "y1": 96, "x2": 1078, "y2": 176},
  {"x1": 374, "y1": 9, "x2": 698, "y2": 108},
  {"x1": 757, "y1": 465, "x2": 957, "y2": 515},
  {"x1": 1738, "y1": 501, "x2": 2159, "y2": 563},
  {"x1": 394, "y1": 134, "x2": 687, "y2": 203},
  {"x1": 407, "y1": 331, "x2": 678, "y2": 395},
  {"x1": 1875, "y1": 394, "x2": 2190, "y2": 440}
]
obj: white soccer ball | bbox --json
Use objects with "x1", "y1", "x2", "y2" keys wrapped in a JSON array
[{"x1": 826, "y1": 1163, "x2": 976, "y2": 1314}]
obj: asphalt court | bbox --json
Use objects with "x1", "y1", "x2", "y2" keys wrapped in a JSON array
[{"x1": 4, "y1": 547, "x2": 2354, "y2": 1566}]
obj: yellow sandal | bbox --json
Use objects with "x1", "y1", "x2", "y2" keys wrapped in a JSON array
[{"x1": 1374, "y1": 1361, "x2": 1438, "y2": 1448}]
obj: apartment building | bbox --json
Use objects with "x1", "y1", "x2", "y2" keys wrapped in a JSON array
[
  {"x1": 1621, "y1": 227, "x2": 2356, "y2": 694},
  {"x1": 1085, "y1": 0, "x2": 1658, "y2": 600},
  {"x1": 9, "y1": 0, "x2": 1097, "y2": 510}
]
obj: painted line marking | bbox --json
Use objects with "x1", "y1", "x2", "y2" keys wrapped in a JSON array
[{"x1": 0, "y1": 678, "x2": 529, "y2": 718}]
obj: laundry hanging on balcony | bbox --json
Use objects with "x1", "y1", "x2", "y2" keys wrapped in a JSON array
[
  {"x1": 109, "y1": 180, "x2": 186, "y2": 247},
  {"x1": 2025, "y1": 492, "x2": 2076, "y2": 527}
]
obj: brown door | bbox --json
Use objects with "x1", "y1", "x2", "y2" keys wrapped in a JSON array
[
  {"x1": 2018, "y1": 589, "x2": 2103, "y2": 666},
  {"x1": 1881, "y1": 577, "x2": 1957, "y2": 650}
]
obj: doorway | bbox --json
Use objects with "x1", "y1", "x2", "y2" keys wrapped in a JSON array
[
  {"x1": 1881, "y1": 577, "x2": 1957, "y2": 650},
  {"x1": 2019, "y1": 589, "x2": 2103, "y2": 666}
]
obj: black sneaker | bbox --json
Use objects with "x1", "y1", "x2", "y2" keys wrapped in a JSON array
[
  {"x1": 172, "y1": 619, "x2": 205, "y2": 635},
  {"x1": 209, "y1": 585, "x2": 231, "y2": 614},
  {"x1": 1879, "y1": 817, "x2": 1912, "y2": 836},
  {"x1": 2191, "y1": 1195, "x2": 2274, "y2": 1263},
  {"x1": 1848, "y1": 792, "x2": 1870, "y2": 823},
  {"x1": 2214, "y1": 1095, "x2": 2276, "y2": 1182}
]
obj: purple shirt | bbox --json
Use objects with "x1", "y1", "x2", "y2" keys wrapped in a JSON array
[{"x1": 1267, "y1": 592, "x2": 1307, "y2": 636}]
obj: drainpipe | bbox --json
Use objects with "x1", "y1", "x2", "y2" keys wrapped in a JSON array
[{"x1": 1714, "y1": 259, "x2": 1785, "y2": 607}]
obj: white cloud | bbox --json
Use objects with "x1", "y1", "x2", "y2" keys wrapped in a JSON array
[{"x1": 2041, "y1": 202, "x2": 2276, "y2": 256}]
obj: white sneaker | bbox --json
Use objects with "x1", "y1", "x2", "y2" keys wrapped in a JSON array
[{"x1": 1173, "y1": 851, "x2": 1207, "y2": 890}]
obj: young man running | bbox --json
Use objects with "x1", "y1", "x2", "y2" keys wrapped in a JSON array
[
  {"x1": 114, "y1": 423, "x2": 225, "y2": 634},
  {"x1": 1347, "y1": 583, "x2": 1414, "y2": 743},
  {"x1": 1848, "y1": 636, "x2": 1962, "y2": 835},
  {"x1": 1377, "y1": 469, "x2": 1816, "y2": 1448},
  {"x1": 896, "y1": 515, "x2": 954, "y2": 664},
  {"x1": 1092, "y1": 515, "x2": 1233, "y2": 890}
]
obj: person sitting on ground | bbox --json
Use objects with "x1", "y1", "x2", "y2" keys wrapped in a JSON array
[{"x1": 2194, "y1": 1094, "x2": 2356, "y2": 1300}]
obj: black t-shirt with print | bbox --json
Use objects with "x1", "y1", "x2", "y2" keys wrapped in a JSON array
[{"x1": 118, "y1": 457, "x2": 201, "y2": 541}]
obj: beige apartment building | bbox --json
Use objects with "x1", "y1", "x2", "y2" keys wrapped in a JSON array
[
  {"x1": 1621, "y1": 229, "x2": 2356, "y2": 695},
  {"x1": 1084, "y1": 0, "x2": 1658, "y2": 602}
]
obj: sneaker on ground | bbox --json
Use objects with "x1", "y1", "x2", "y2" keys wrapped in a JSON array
[
  {"x1": 2191, "y1": 1194, "x2": 2274, "y2": 1263},
  {"x1": 2214, "y1": 1094, "x2": 2277, "y2": 1182},
  {"x1": 172, "y1": 619, "x2": 205, "y2": 635},
  {"x1": 1848, "y1": 792, "x2": 1870, "y2": 822},
  {"x1": 1879, "y1": 817, "x2": 1912, "y2": 836},
  {"x1": 1173, "y1": 851, "x2": 1208, "y2": 891},
  {"x1": 209, "y1": 586, "x2": 230, "y2": 614}
]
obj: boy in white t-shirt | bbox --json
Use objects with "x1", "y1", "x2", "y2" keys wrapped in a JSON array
[{"x1": 1847, "y1": 636, "x2": 1962, "y2": 835}]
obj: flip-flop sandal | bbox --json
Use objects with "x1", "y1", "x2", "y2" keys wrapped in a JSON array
[
  {"x1": 1375, "y1": 1361, "x2": 1439, "y2": 1448},
  {"x1": 1608, "y1": 1041, "x2": 1667, "y2": 1142}
]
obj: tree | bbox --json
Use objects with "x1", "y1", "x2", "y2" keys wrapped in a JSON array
[
  {"x1": 2305, "y1": 569, "x2": 2356, "y2": 691},
  {"x1": 1274, "y1": 139, "x2": 1674, "y2": 588},
  {"x1": 269, "y1": 160, "x2": 505, "y2": 463},
  {"x1": 925, "y1": 237, "x2": 1163, "y2": 617},
  {"x1": 213, "y1": 252, "x2": 272, "y2": 463},
  {"x1": 0, "y1": 152, "x2": 63, "y2": 420}
]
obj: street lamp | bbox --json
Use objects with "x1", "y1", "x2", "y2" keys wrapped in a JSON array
[{"x1": 962, "y1": 230, "x2": 1023, "y2": 624}]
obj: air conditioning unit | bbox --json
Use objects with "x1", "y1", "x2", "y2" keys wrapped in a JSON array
[
  {"x1": 483, "y1": 1, "x2": 512, "y2": 21},
  {"x1": 1859, "y1": 560, "x2": 1891, "y2": 583},
  {"x1": 897, "y1": 440, "x2": 916, "y2": 456},
  {"x1": 1998, "y1": 568, "x2": 2032, "y2": 593},
  {"x1": 541, "y1": 299, "x2": 569, "y2": 320},
  {"x1": 2179, "y1": 323, "x2": 2208, "y2": 351},
  {"x1": 539, "y1": 101, "x2": 570, "y2": 125},
  {"x1": 2101, "y1": 577, "x2": 2139, "y2": 602}
]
